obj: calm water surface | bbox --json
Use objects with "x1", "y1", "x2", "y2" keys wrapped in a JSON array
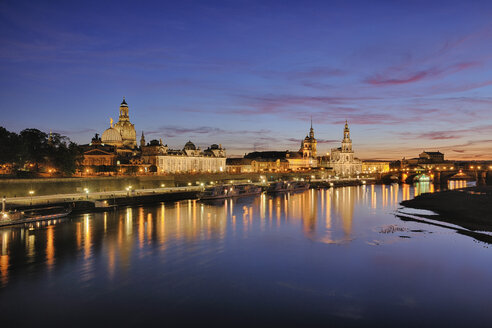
[{"x1": 0, "y1": 183, "x2": 490, "y2": 327}]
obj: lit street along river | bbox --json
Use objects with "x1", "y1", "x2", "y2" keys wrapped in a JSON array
[{"x1": 0, "y1": 184, "x2": 491, "y2": 327}]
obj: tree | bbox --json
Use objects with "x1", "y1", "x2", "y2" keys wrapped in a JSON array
[
  {"x1": 0, "y1": 126, "x2": 83, "y2": 176},
  {"x1": 19, "y1": 128, "x2": 49, "y2": 168},
  {"x1": 0, "y1": 127, "x2": 21, "y2": 165}
]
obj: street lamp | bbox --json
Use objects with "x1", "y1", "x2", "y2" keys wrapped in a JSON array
[
  {"x1": 84, "y1": 188, "x2": 89, "y2": 199},
  {"x1": 29, "y1": 190, "x2": 34, "y2": 206}
]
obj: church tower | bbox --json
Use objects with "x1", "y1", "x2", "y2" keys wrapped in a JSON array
[
  {"x1": 112, "y1": 97, "x2": 137, "y2": 148},
  {"x1": 119, "y1": 97, "x2": 129, "y2": 120},
  {"x1": 341, "y1": 120, "x2": 353, "y2": 155},
  {"x1": 140, "y1": 131, "x2": 146, "y2": 148},
  {"x1": 300, "y1": 119, "x2": 317, "y2": 158}
]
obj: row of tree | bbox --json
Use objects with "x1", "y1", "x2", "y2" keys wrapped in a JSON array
[{"x1": 0, "y1": 126, "x2": 82, "y2": 176}]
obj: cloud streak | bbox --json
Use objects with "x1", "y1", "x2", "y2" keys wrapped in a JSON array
[{"x1": 365, "y1": 61, "x2": 480, "y2": 86}]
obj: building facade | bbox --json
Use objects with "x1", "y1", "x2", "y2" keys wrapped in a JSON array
[
  {"x1": 361, "y1": 160, "x2": 390, "y2": 174},
  {"x1": 330, "y1": 121, "x2": 362, "y2": 176},
  {"x1": 141, "y1": 139, "x2": 226, "y2": 174},
  {"x1": 101, "y1": 98, "x2": 137, "y2": 151},
  {"x1": 300, "y1": 120, "x2": 317, "y2": 158},
  {"x1": 81, "y1": 98, "x2": 226, "y2": 175}
]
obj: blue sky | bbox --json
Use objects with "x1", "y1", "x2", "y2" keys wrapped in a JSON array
[{"x1": 1, "y1": 0, "x2": 492, "y2": 159}]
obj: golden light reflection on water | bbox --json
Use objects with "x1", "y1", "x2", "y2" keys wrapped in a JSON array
[
  {"x1": 46, "y1": 226, "x2": 54, "y2": 270},
  {"x1": 448, "y1": 180, "x2": 469, "y2": 190},
  {"x1": 0, "y1": 183, "x2": 450, "y2": 286},
  {"x1": 1, "y1": 231, "x2": 9, "y2": 286}
]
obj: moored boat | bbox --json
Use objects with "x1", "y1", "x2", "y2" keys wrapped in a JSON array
[
  {"x1": 267, "y1": 181, "x2": 310, "y2": 193},
  {"x1": 0, "y1": 206, "x2": 72, "y2": 227},
  {"x1": 199, "y1": 183, "x2": 263, "y2": 200},
  {"x1": 199, "y1": 185, "x2": 236, "y2": 200},
  {"x1": 234, "y1": 184, "x2": 263, "y2": 197}
]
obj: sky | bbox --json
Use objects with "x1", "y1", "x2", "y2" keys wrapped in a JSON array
[{"x1": 1, "y1": 0, "x2": 492, "y2": 160}]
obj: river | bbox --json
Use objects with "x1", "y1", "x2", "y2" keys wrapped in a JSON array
[{"x1": 0, "y1": 183, "x2": 490, "y2": 327}]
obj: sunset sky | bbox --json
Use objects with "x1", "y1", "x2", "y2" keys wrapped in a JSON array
[{"x1": 1, "y1": 0, "x2": 492, "y2": 160}]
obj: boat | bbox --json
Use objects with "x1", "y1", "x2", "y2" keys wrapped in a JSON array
[
  {"x1": 267, "y1": 181, "x2": 310, "y2": 193},
  {"x1": 267, "y1": 181, "x2": 289, "y2": 193},
  {"x1": 288, "y1": 181, "x2": 310, "y2": 191},
  {"x1": 199, "y1": 183, "x2": 263, "y2": 200},
  {"x1": 0, "y1": 206, "x2": 72, "y2": 227},
  {"x1": 199, "y1": 185, "x2": 236, "y2": 200},
  {"x1": 234, "y1": 184, "x2": 263, "y2": 197}
]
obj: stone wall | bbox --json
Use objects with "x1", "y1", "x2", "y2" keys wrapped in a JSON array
[{"x1": 0, "y1": 172, "x2": 313, "y2": 197}]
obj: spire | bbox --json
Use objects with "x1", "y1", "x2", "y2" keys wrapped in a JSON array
[
  {"x1": 119, "y1": 97, "x2": 129, "y2": 119},
  {"x1": 140, "y1": 131, "x2": 146, "y2": 148},
  {"x1": 309, "y1": 116, "x2": 314, "y2": 139},
  {"x1": 343, "y1": 120, "x2": 350, "y2": 140}
]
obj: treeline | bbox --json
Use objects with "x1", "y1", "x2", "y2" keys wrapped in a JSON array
[{"x1": 0, "y1": 126, "x2": 82, "y2": 176}]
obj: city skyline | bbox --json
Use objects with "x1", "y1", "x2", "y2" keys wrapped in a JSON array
[{"x1": 1, "y1": 0, "x2": 492, "y2": 160}]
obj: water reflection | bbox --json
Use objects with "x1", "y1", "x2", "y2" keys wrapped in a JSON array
[
  {"x1": 0, "y1": 183, "x2": 491, "y2": 326},
  {"x1": 3, "y1": 183, "x2": 451, "y2": 286},
  {"x1": 0, "y1": 187, "x2": 334, "y2": 286}
]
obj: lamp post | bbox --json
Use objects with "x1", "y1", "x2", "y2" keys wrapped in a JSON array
[
  {"x1": 84, "y1": 188, "x2": 89, "y2": 199},
  {"x1": 2, "y1": 196, "x2": 5, "y2": 214},
  {"x1": 29, "y1": 190, "x2": 34, "y2": 206}
]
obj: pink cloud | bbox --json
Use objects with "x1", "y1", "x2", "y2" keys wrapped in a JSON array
[{"x1": 365, "y1": 61, "x2": 481, "y2": 86}]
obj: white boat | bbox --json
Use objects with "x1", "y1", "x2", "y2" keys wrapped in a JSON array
[
  {"x1": 199, "y1": 183, "x2": 263, "y2": 200},
  {"x1": 267, "y1": 181, "x2": 310, "y2": 193},
  {"x1": 199, "y1": 185, "x2": 236, "y2": 200},
  {"x1": 0, "y1": 206, "x2": 72, "y2": 227},
  {"x1": 234, "y1": 184, "x2": 263, "y2": 197}
]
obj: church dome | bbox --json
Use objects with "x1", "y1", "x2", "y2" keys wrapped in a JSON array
[
  {"x1": 120, "y1": 97, "x2": 128, "y2": 107},
  {"x1": 184, "y1": 141, "x2": 196, "y2": 150},
  {"x1": 102, "y1": 127, "x2": 123, "y2": 145}
]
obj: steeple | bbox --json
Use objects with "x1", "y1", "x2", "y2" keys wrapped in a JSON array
[
  {"x1": 140, "y1": 131, "x2": 146, "y2": 148},
  {"x1": 344, "y1": 120, "x2": 350, "y2": 140},
  {"x1": 341, "y1": 120, "x2": 352, "y2": 152},
  {"x1": 119, "y1": 97, "x2": 129, "y2": 120},
  {"x1": 309, "y1": 117, "x2": 314, "y2": 139}
]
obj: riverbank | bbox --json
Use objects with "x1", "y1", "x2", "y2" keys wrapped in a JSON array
[
  {"x1": 400, "y1": 186, "x2": 492, "y2": 232},
  {"x1": 1, "y1": 178, "x2": 372, "y2": 227}
]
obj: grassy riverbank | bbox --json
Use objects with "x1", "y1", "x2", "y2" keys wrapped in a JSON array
[{"x1": 401, "y1": 186, "x2": 492, "y2": 232}]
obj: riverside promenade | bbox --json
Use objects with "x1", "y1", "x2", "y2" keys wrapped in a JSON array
[
  {"x1": 3, "y1": 185, "x2": 203, "y2": 211},
  {"x1": 2, "y1": 177, "x2": 373, "y2": 212}
]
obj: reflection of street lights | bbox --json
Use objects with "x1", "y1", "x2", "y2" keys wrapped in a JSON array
[{"x1": 29, "y1": 190, "x2": 34, "y2": 206}]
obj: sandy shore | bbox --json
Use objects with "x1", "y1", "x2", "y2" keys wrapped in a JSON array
[{"x1": 400, "y1": 186, "x2": 492, "y2": 232}]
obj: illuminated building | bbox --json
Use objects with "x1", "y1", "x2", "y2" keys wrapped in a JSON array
[
  {"x1": 226, "y1": 158, "x2": 254, "y2": 173},
  {"x1": 401, "y1": 151, "x2": 450, "y2": 170},
  {"x1": 80, "y1": 134, "x2": 117, "y2": 167},
  {"x1": 102, "y1": 98, "x2": 137, "y2": 149},
  {"x1": 361, "y1": 160, "x2": 390, "y2": 173},
  {"x1": 81, "y1": 98, "x2": 226, "y2": 175},
  {"x1": 233, "y1": 123, "x2": 318, "y2": 172},
  {"x1": 141, "y1": 139, "x2": 226, "y2": 174},
  {"x1": 300, "y1": 119, "x2": 317, "y2": 158},
  {"x1": 329, "y1": 121, "x2": 362, "y2": 176}
]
